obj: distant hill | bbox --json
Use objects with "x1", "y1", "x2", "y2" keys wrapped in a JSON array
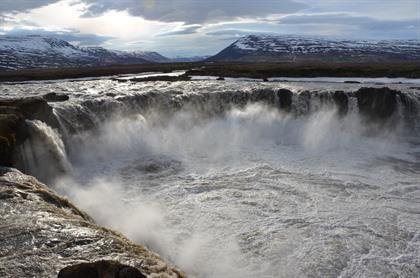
[
  {"x1": 207, "y1": 35, "x2": 420, "y2": 63},
  {"x1": 0, "y1": 35, "x2": 170, "y2": 70}
]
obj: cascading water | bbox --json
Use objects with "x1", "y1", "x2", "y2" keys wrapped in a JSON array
[
  {"x1": 2, "y1": 79, "x2": 420, "y2": 278},
  {"x1": 14, "y1": 120, "x2": 72, "y2": 184}
]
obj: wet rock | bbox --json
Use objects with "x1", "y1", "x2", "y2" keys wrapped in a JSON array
[
  {"x1": 217, "y1": 76, "x2": 225, "y2": 81},
  {"x1": 332, "y1": 91, "x2": 349, "y2": 116},
  {"x1": 0, "y1": 97, "x2": 61, "y2": 167},
  {"x1": 0, "y1": 167, "x2": 184, "y2": 278},
  {"x1": 43, "y1": 92, "x2": 70, "y2": 102},
  {"x1": 58, "y1": 260, "x2": 146, "y2": 278},
  {"x1": 277, "y1": 89, "x2": 293, "y2": 111},
  {"x1": 252, "y1": 89, "x2": 276, "y2": 104},
  {"x1": 0, "y1": 108, "x2": 26, "y2": 166},
  {"x1": 355, "y1": 87, "x2": 399, "y2": 120},
  {"x1": 344, "y1": 80, "x2": 361, "y2": 84},
  {"x1": 0, "y1": 97, "x2": 60, "y2": 128}
]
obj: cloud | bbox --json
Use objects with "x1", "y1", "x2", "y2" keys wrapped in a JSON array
[
  {"x1": 156, "y1": 24, "x2": 201, "y2": 36},
  {"x1": 295, "y1": 0, "x2": 419, "y2": 21},
  {"x1": 0, "y1": 0, "x2": 418, "y2": 56},
  {"x1": 1, "y1": 27, "x2": 113, "y2": 45},
  {"x1": 277, "y1": 13, "x2": 419, "y2": 35},
  {"x1": 205, "y1": 29, "x2": 275, "y2": 42},
  {"x1": 0, "y1": 0, "x2": 61, "y2": 13},
  {"x1": 81, "y1": 0, "x2": 307, "y2": 23}
]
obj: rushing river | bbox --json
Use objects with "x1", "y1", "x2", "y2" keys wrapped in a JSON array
[{"x1": 2, "y1": 78, "x2": 420, "y2": 277}]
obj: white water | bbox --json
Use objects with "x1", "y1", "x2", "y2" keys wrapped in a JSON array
[
  {"x1": 58, "y1": 105, "x2": 419, "y2": 278},
  {"x1": 15, "y1": 120, "x2": 72, "y2": 183},
  {"x1": 3, "y1": 79, "x2": 420, "y2": 277}
]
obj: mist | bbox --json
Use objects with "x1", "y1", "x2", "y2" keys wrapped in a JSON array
[{"x1": 42, "y1": 100, "x2": 418, "y2": 277}]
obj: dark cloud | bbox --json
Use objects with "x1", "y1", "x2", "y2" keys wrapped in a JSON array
[
  {"x1": 81, "y1": 0, "x2": 307, "y2": 23},
  {"x1": 2, "y1": 28, "x2": 113, "y2": 46},
  {"x1": 0, "y1": 0, "x2": 61, "y2": 13}
]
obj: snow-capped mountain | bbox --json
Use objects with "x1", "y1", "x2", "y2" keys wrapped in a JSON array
[
  {"x1": 0, "y1": 35, "x2": 169, "y2": 70},
  {"x1": 208, "y1": 35, "x2": 420, "y2": 62}
]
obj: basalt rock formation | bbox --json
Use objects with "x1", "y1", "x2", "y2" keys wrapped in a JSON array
[
  {"x1": 355, "y1": 87, "x2": 400, "y2": 120},
  {"x1": 0, "y1": 97, "x2": 59, "y2": 167},
  {"x1": 0, "y1": 110, "x2": 25, "y2": 166},
  {"x1": 277, "y1": 88, "x2": 293, "y2": 112},
  {"x1": 0, "y1": 167, "x2": 184, "y2": 278}
]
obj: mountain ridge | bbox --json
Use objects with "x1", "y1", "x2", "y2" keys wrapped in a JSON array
[
  {"x1": 0, "y1": 35, "x2": 170, "y2": 70},
  {"x1": 207, "y1": 35, "x2": 420, "y2": 63}
]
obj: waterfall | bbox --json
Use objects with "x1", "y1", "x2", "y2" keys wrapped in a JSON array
[
  {"x1": 11, "y1": 86, "x2": 418, "y2": 184},
  {"x1": 14, "y1": 120, "x2": 72, "y2": 184},
  {"x1": 52, "y1": 88, "x2": 420, "y2": 137}
]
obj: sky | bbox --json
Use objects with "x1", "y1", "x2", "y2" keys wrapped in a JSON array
[{"x1": 0, "y1": 0, "x2": 419, "y2": 57}]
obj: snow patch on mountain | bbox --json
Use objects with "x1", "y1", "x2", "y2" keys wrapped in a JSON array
[{"x1": 0, "y1": 35, "x2": 169, "y2": 70}]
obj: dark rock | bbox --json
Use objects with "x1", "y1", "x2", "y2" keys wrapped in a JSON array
[
  {"x1": 277, "y1": 89, "x2": 293, "y2": 111},
  {"x1": 332, "y1": 91, "x2": 349, "y2": 116},
  {"x1": 58, "y1": 263, "x2": 98, "y2": 278},
  {"x1": 119, "y1": 266, "x2": 147, "y2": 278},
  {"x1": 43, "y1": 92, "x2": 69, "y2": 102},
  {"x1": 217, "y1": 77, "x2": 225, "y2": 81},
  {"x1": 355, "y1": 87, "x2": 399, "y2": 120},
  {"x1": 0, "y1": 109, "x2": 26, "y2": 167},
  {"x1": 262, "y1": 77, "x2": 269, "y2": 82},
  {"x1": 344, "y1": 80, "x2": 361, "y2": 84},
  {"x1": 58, "y1": 261, "x2": 146, "y2": 278},
  {"x1": 0, "y1": 97, "x2": 60, "y2": 167},
  {"x1": 0, "y1": 97, "x2": 60, "y2": 128},
  {"x1": 252, "y1": 89, "x2": 276, "y2": 104}
]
